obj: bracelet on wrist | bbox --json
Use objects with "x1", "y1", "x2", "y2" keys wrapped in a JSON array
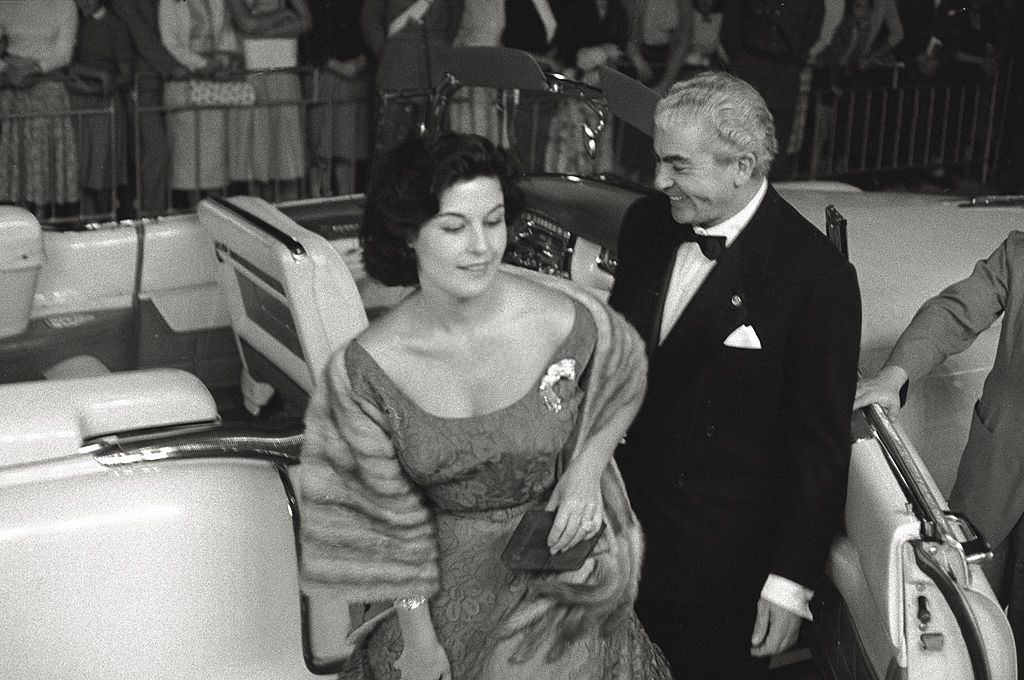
[{"x1": 394, "y1": 596, "x2": 427, "y2": 611}]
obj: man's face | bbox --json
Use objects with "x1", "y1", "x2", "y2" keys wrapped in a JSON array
[{"x1": 653, "y1": 118, "x2": 745, "y2": 228}]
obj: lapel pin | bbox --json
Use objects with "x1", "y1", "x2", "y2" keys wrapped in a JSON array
[{"x1": 730, "y1": 294, "x2": 743, "y2": 307}]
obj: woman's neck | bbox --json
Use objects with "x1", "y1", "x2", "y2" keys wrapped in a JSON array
[{"x1": 413, "y1": 272, "x2": 508, "y2": 335}]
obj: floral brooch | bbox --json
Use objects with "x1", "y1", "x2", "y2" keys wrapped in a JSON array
[{"x1": 539, "y1": 358, "x2": 577, "y2": 413}]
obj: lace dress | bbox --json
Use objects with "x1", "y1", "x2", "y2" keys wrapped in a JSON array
[{"x1": 344, "y1": 300, "x2": 672, "y2": 679}]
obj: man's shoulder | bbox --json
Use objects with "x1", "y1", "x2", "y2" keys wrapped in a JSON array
[
  {"x1": 619, "y1": 193, "x2": 672, "y2": 245},
  {"x1": 624, "y1": 192, "x2": 670, "y2": 221},
  {"x1": 765, "y1": 189, "x2": 851, "y2": 275},
  {"x1": 1003, "y1": 230, "x2": 1024, "y2": 253}
]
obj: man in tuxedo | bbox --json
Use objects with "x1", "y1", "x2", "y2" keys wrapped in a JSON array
[{"x1": 609, "y1": 71, "x2": 861, "y2": 679}]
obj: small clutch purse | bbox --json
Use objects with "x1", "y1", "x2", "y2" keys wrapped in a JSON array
[{"x1": 501, "y1": 508, "x2": 604, "y2": 572}]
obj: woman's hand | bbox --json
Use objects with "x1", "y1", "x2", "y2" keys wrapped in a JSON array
[
  {"x1": 394, "y1": 636, "x2": 452, "y2": 680},
  {"x1": 545, "y1": 466, "x2": 603, "y2": 554},
  {"x1": 6, "y1": 55, "x2": 40, "y2": 87}
]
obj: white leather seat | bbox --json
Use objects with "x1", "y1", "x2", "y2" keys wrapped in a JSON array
[{"x1": 199, "y1": 195, "x2": 368, "y2": 415}]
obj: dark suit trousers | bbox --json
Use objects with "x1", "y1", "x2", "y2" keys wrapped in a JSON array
[
  {"x1": 635, "y1": 593, "x2": 771, "y2": 680},
  {"x1": 134, "y1": 86, "x2": 170, "y2": 213}
]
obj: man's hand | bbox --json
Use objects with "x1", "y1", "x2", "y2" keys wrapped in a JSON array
[
  {"x1": 853, "y1": 364, "x2": 908, "y2": 415},
  {"x1": 750, "y1": 597, "x2": 801, "y2": 657}
]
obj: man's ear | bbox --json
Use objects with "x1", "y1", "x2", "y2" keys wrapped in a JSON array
[{"x1": 734, "y1": 152, "x2": 756, "y2": 185}]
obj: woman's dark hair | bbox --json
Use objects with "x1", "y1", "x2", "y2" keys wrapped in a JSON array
[{"x1": 360, "y1": 132, "x2": 523, "y2": 287}]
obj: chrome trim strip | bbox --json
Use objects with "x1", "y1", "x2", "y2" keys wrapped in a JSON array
[
  {"x1": 958, "y1": 195, "x2": 1024, "y2": 208},
  {"x1": 862, "y1": 403, "x2": 992, "y2": 569},
  {"x1": 208, "y1": 195, "x2": 306, "y2": 257},
  {"x1": 85, "y1": 419, "x2": 304, "y2": 467}
]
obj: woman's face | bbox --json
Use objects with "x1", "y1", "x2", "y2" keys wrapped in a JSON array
[{"x1": 411, "y1": 176, "x2": 507, "y2": 301}]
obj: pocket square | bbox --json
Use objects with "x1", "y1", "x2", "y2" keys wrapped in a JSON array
[{"x1": 723, "y1": 324, "x2": 762, "y2": 349}]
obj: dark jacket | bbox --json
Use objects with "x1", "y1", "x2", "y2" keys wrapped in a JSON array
[
  {"x1": 721, "y1": 0, "x2": 824, "y2": 63},
  {"x1": 610, "y1": 187, "x2": 861, "y2": 599}
]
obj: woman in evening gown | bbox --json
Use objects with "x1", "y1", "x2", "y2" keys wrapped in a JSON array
[{"x1": 298, "y1": 132, "x2": 674, "y2": 679}]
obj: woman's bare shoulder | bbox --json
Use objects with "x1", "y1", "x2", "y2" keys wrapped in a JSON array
[
  {"x1": 355, "y1": 299, "x2": 416, "y2": 357},
  {"x1": 505, "y1": 273, "x2": 576, "y2": 336}
]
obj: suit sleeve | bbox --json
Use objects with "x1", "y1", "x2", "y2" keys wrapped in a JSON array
[
  {"x1": 885, "y1": 234, "x2": 1013, "y2": 384},
  {"x1": 773, "y1": 259, "x2": 861, "y2": 589},
  {"x1": 608, "y1": 198, "x2": 648, "y2": 317}
]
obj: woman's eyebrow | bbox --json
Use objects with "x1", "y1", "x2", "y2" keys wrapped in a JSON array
[{"x1": 435, "y1": 202, "x2": 505, "y2": 219}]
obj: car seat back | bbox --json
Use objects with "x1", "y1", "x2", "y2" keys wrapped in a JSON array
[{"x1": 199, "y1": 196, "x2": 368, "y2": 414}]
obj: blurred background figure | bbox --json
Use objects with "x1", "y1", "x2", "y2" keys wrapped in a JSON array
[
  {"x1": 69, "y1": 0, "x2": 134, "y2": 217},
  {"x1": 361, "y1": 0, "x2": 460, "y2": 151},
  {"x1": 721, "y1": 0, "x2": 824, "y2": 178},
  {"x1": 109, "y1": 0, "x2": 188, "y2": 216},
  {"x1": 226, "y1": 0, "x2": 312, "y2": 202},
  {"x1": 158, "y1": 0, "x2": 244, "y2": 206},
  {"x1": 300, "y1": 0, "x2": 371, "y2": 196},
  {"x1": 799, "y1": 0, "x2": 904, "y2": 175},
  {"x1": 656, "y1": 0, "x2": 727, "y2": 91},
  {"x1": 501, "y1": 0, "x2": 558, "y2": 62},
  {"x1": 544, "y1": 0, "x2": 631, "y2": 175},
  {"x1": 624, "y1": 0, "x2": 680, "y2": 86},
  {"x1": 499, "y1": 0, "x2": 559, "y2": 169},
  {"x1": 448, "y1": 0, "x2": 504, "y2": 140},
  {"x1": 0, "y1": 1, "x2": 79, "y2": 213}
]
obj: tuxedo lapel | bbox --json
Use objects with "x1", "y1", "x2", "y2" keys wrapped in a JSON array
[
  {"x1": 655, "y1": 187, "x2": 782, "y2": 361},
  {"x1": 621, "y1": 196, "x2": 691, "y2": 356}
]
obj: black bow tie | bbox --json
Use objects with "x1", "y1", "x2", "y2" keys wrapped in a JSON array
[{"x1": 669, "y1": 226, "x2": 727, "y2": 260}]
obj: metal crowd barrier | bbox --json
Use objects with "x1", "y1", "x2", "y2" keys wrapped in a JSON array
[
  {"x1": 792, "y1": 62, "x2": 1010, "y2": 183},
  {"x1": 0, "y1": 60, "x2": 1017, "y2": 229},
  {"x1": 132, "y1": 66, "x2": 373, "y2": 217}
]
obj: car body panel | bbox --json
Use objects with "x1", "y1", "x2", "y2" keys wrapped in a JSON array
[{"x1": 0, "y1": 371, "x2": 318, "y2": 680}]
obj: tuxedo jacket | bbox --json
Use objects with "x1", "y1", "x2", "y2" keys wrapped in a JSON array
[{"x1": 610, "y1": 188, "x2": 861, "y2": 602}]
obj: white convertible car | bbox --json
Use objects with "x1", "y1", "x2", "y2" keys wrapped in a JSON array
[{"x1": 0, "y1": 48, "x2": 1017, "y2": 680}]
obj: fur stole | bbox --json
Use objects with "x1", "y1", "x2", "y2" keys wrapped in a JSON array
[{"x1": 297, "y1": 265, "x2": 648, "y2": 663}]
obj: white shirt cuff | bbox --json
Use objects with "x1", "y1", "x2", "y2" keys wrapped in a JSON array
[{"x1": 760, "y1": 574, "x2": 814, "y2": 621}]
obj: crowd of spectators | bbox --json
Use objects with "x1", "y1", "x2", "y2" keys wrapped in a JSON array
[{"x1": 0, "y1": 0, "x2": 1018, "y2": 221}]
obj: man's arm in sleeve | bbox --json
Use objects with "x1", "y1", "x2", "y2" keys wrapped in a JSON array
[
  {"x1": 886, "y1": 234, "x2": 1013, "y2": 386},
  {"x1": 773, "y1": 258, "x2": 862, "y2": 589}
]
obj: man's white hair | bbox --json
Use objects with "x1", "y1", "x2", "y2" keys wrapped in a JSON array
[{"x1": 655, "y1": 71, "x2": 778, "y2": 178}]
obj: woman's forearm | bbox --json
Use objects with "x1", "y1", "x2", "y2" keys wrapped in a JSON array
[
  {"x1": 565, "y1": 408, "x2": 634, "y2": 481},
  {"x1": 395, "y1": 599, "x2": 439, "y2": 647}
]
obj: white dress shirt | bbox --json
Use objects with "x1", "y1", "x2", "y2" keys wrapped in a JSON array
[
  {"x1": 659, "y1": 179, "x2": 767, "y2": 344},
  {"x1": 659, "y1": 178, "x2": 815, "y2": 620}
]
